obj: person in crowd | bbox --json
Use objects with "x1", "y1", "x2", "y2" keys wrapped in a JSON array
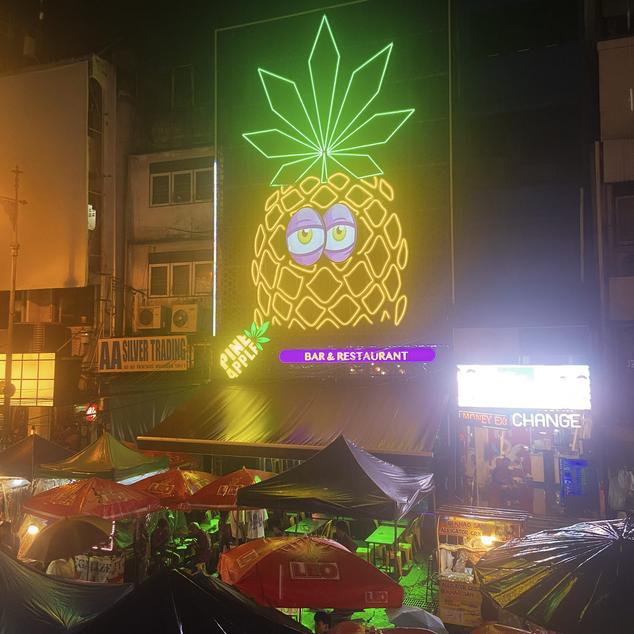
[
  {"x1": 0, "y1": 522, "x2": 19, "y2": 557},
  {"x1": 333, "y1": 520, "x2": 356, "y2": 553},
  {"x1": 314, "y1": 611, "x2": 332, "y2": 634},
  {"x1": 46, "y1": 557, "x2": 77, "y2": 579},
  {"x1": 218, "y1": 511, "x2": 233, "y2": 553},
  {"x1": 151, "y1": 518, "x2": 171, "y2": 555},
  {"x1": 268, "y1": 517, "x2": 285, "y2": 537},
  {"x1": 246, "y1": 508, "x2": 268, "y2": 540},
  {"x1": 188, "y1": 521, "x2": 211, "y2": 570}
]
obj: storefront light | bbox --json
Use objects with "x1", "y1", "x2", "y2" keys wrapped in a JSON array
[
  {"x1": 27, "y1": 524, "x2": 40, "y2": 536},
  {"x1": 480, "y1": 535, "x2": 495, "y2": 547}
]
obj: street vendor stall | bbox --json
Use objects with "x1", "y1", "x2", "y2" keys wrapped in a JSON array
[{"x1": 436, "y1": 505, "x2": 528, "y2": 628}]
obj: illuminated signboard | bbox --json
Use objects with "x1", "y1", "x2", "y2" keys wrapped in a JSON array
[
  {"x1": 215, "y1": 3, "x2": 451, "y2": 380},
  {"x1": 220, "y1": 322, "x2": 270, "y2": 379},
  {"x1": 456, "y1": 364, "x2": 591, "y2": 431},
  {"x1": 97, "y1": 336, "x2": 189, "y2": 373}
]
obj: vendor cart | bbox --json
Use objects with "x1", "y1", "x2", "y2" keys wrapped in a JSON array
[{"x1": 436, "y1": 505, "x2": 528, "y2": 628}]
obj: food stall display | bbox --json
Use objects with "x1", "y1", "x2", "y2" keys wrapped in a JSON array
[{"x1": 436, "y1": 505, "x2": 528, "y2": 627}]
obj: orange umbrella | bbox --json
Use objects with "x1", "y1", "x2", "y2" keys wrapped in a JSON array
[
  {"x1": 131, "y1": 468, "x2": 216, "y2": 509},
  {"x1": 22, "y1": 477, "x2": 162, "y2": 520},
  {"x1": 187, "y1": 467, "x2": 273, "y2": 510},
  {"x1": 219, "y1": 536, "x2": 404, "y2": 609}
]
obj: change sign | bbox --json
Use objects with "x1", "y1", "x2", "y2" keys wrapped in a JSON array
[{"x1": 98, "y1": 336, "x2": 189, "y2": 372}]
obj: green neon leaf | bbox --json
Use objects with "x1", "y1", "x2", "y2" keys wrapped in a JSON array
[
  {"x1": 309, "y1": 15, "x2": 340, "y2": 149},
  {"x1": 250, "y1": 322, "x2": 258, "y2": 336},
  {"x1": 271, "y1": 155, "x2": 321, "y2": 186},
  {"x1": 328, "y1": 153, "x2": 383, "y2": 179},
  {"x1": 256, "y1": 342, "x2": 263, "y2": 351},
  {"x1": 328, "y1": 43, "x2": 393, "y2": 148},
  {"x1": 258, "y1": 69, "x2": 320, "y2": 149},
  {"x1": 243, "y1": 329, "x2": 251, "y2": 337},
  {"x1": 243, "y1": 129, "x2": 317, "y2": 158},
  {"x1": 259, "y1": 321, "x2": 270, "y2": 335},
  {"x1": 257, "y1": 336, "x2": 270, "y2": 344},
  {"x1": 332, "y1": 109, "x2": 415, "y2": 151}
]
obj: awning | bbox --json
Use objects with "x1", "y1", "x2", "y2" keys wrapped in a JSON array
[
  {"x1": 138, "y1": 376, "x2": 446, "y2": 462},
  {"x1": 238, "y1": 436, "x2": 434, "y2": 520}
]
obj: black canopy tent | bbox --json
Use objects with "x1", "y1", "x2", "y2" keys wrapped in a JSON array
[
  {"x1": 237, "y1": 435, "x2": 434, "y2": 520},
  {"x1": 0, "y1": 434, "x2": 72, "y2": 481},
  {"x1": 81, "y1": 569, "x2": 309, "y2": 634},
  {"x1": 0, "y1": 550, "x2": 131, "y2": 634},
  {"x1": 138, "y1": 377, "x2": 446, "y2": 464}
]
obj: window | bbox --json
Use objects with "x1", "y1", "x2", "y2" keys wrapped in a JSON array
[
  {"x1": 171, "y1": 263, "x2": 191, "y2": 296},
  {"x1": 148, "y1": 251, "x2": 213, "y2": 298},
  {"x1": 151, "y1": 174, "x2": 170, "y2": 205},
  {"x1": 172, "y1": 171, "x2": 192, "y2": 204},
  {"x1": 194, "y1": 262, "x2": 213, "y2": 295},
  {"x1": 195, "y1": 169, "x2": 213, "y2": 201},
  {"x1": 149, "y1": 157, "x2": 213, "y2": 207},
  {"x1": 149, "y1": 264, "x2": 169, "y2": 297}
]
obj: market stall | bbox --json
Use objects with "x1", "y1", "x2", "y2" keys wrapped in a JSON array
[
  {"x1": 35, "y1": 432, "x2": 168, "y2": 482},
  {"x1": 436, "y1": 505, "x2": 528, "y2": 628}
]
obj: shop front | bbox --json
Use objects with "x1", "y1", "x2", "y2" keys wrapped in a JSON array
[{"x1": 455, "y1": 363, "x2": 598, "y2": 518}]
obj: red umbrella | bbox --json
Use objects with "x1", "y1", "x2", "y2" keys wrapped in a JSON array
[
  {"x1": 131, "y1": 468, "x2": 216, "y2": 509},
  {"x1": 187, "y1": 467, "x2": 273, "y2": 510},
  {"x1": 22, "y1": 477, "x2": 162, "y2": 520},
  {"x1": 219, "y1": 536, "x2": 404, "y2": 609}
]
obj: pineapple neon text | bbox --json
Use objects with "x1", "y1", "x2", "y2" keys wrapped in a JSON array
[{"x1": 220, "y1": 335, "x2": 259, "y2": 379}]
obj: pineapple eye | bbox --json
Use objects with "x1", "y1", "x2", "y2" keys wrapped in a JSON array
[
  {"x1": 286, "y1": 207, "x2": 325, "y2": 266},
  {"x1": 324, "y1": 203, "x2": 357, "y2": 262}
]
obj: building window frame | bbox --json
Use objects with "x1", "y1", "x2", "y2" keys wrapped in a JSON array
[
  {"x1": 150, "y1": 173, "x2": 171, "y2": 207},
  {"x1": 149, "y1": 263, "x2": 170, "y2": 297},
  {"x1": 148, "y1": 260, "x2": 213, "y2": 298}
]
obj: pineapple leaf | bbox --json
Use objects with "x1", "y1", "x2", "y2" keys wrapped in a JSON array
[
  {"x1": 328, "y1": 153, "x2": 382, "y2": 180},
  {"x1": 245, "y1": 16, "x2": 414, "y2": 186},
  {"x1": 271, "y1": 155, "x2": 321, "y2": 186},
  {"x1": 243, "y1": 129, "x2": 318, "y2": 158},
  {"x1": 308, "y1": 15, "x2": 340, "y2": 149},
  {"x1": 257, "y1": 321, "x2": 270, "y2": 335},
  {"x1": 332, "y1": 109, "x2": 415, "y2": 152},
  {"x1": 328, "y1": 43, "x2": 393, "y2": 149},
  {"x1": 250, "y1": 322, "x2": 258, "y2": 336},
  {"x1": 257, "y1": 69, "x2": 320, "y2": 150},
  {"x1": 243, "y1": 329, "x2": 251, "y2": 337},
  {"x1": 257, "y1": 336, "x2": 270, "y2": 344},
  {"x1": 256, "y1": 342, "x2": 263, "y2": 351}
]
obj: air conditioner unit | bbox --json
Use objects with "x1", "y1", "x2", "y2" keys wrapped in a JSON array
[
  {"x1": 134, "y1": 305, "x2": 170, "y2": 331},
  {"x1": 171, "y1": 304, "x2": 198, "y2": 333}
]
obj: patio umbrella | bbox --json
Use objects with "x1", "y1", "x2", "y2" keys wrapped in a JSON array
[
  {"x1": 219, "y1": 535, "x2": 403, "y2": 609},
  {"x1": 387, "y1": 606, "x2": 448, "y2": 634},
  {"x1": 22, "y1": 477, "x2": 162, "y2": 520},
  {"x1": 475, "y1": 517, "x2": 634, "y2": 634},
  {"x1": 187, "y1": 467, "x2": 273, "y2": 510},
  {"x1": 131, "y1": 468, "x2": 216, "y2": 509},
  {"x1": 23, "y1": 515, "x2": 111, "y2": 563}
]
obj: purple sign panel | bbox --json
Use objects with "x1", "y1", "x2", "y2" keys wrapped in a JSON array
[{"x1": 279, "y1": 347, "x2": 436, "y2": 364}]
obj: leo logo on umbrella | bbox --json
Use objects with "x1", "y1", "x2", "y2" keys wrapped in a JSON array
[{"x1": 289, "y1": 561, "x2": 340, "y2": 580}]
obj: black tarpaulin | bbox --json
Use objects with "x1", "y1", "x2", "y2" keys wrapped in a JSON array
[
  {"x1": 237, "y1": 435, "x2": 434, "y2": 520},
  {"x1": 81, "y1": 569, "x2": 309, "y2": 634},
  {"x1": 0, "y1": 434, "x2": 72, "y2": 481},
  {"x1": 475, "y1": 517, "x2": 634, "y2": 634},
  {"x1": 138, "y1": 377, "x2": 446, "y2": 460},
  {"x1": 0, "y1": 550, "x2": 131, "y2": 633}
]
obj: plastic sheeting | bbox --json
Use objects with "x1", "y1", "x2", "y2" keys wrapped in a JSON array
[
  {"x1": 0, "y1": 550, "x2": 131, "y2": 633},
  {"x1": 475, "y1": 517, "x2": 634, "y2": 634},
  {"x1": 237, "y1": 436, "x2": 434, "y2": 520},
  {"x1": 0, "y1": 434, "x2": 72, "y2": 481},
  {"x1": 138, "y1": 377, "x2": 446, "y2": 459},
  {"x1": 36, "y1": 433, "x2": 168, "y2": 481},
  {"x1": 81, "y1": 569, "x2": 310, "y2": 634}
]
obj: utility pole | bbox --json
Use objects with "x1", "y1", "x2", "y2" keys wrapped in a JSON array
[{"x1": 2, "y1": 166, "x2": 25, "y2": 447}]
